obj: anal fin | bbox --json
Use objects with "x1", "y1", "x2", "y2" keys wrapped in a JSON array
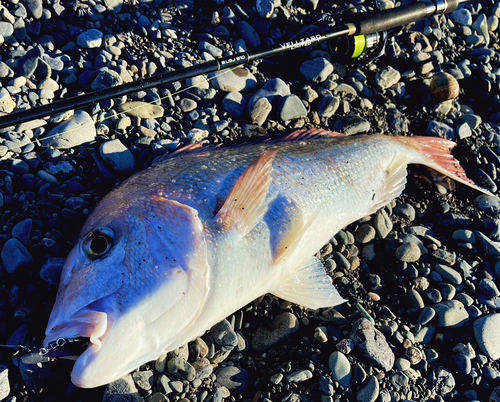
[{"x1": 271, "y1": 256, "x2": 346, "y2": 310}]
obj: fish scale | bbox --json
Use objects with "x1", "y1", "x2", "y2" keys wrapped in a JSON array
[{"x1": 43, "y1": 130, "x2": 493, "y2": 388}]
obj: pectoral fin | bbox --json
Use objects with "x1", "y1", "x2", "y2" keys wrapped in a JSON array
[
  {"x1": 271, "y1": 256, "x2": 346, "y2": 310},
  {"x1": 215, "y1": 149, "x2": 278, "y2": 236}
]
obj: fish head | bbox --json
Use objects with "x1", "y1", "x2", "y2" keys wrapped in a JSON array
[{"x1": 44, "y1": 191, "x2": 210, "y2": 388}]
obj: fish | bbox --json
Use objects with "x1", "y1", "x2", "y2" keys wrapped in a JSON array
[{"x1": 43, "y1": 129, "x2": 491, "y2": 388}]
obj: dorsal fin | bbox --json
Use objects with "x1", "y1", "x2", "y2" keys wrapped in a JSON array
[
  {"x1": 215, "y1": 149, "x2": 278, "y2": 236},
  {"x1": 280, "y1": 128, "x2": 346, "y2": 142}
]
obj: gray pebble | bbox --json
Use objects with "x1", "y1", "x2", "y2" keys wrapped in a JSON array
[
  {"x1": 356, "y1": 375, "x2": 379, "y2": 402},
  {"x1": 300, "y1": 57, "x2": 334, "y2": 83},
  {"x1": 475, "y1": 231, "x2": 500, "y2": 258},
  {"x1": 209, "y1": 67, "x2": 256, "y2": 92},
  {"x1": 1, "y1": 238, "x2": 33, "y2": 273},
  {"x1": 454, "y1": 354, "x2": 471, "y2": 375},
  {"x1": 249, "y1": 97, "x2": 272, "y2": 126},
  {"x1": 286, "y1": 370, "x2": 313, "y2": 383},
  {"x1": 91, "y1": 69, "x2": 123, "y2": 90},
  {"x1": 117, "y1": 102, "x2": 164, "y2": 119},
  {"x1": 192, "y1": 357, "x2": 212, "y2": 379},
  {"x1": 39, "y1": 257, "x2": 65, "y2": 285},
  {"x1": 222, "y1": 92, "x2": 247, "y2": 118},
  {"x1": 77, "y1": 29, "x2": 103, "y2": 48},
  {"x1": 215, "y1": 366, "x2": 250, "y2": 391},
  {"x1": 12, "y1": 218, "x2": 32, "y2": 245},
  {"x1": 236, "y1": 21, "x2": 260, "y2": 48},
  {"x1": 450, "y1": 8, "x2": 472, "y2": 25},
  {"x1": 374, "y1": 209, "x2": 392, "y2": 239},
  {"x1": 211, "y1": 319, "x2": 238, "y2": 347},
  {"x1": 475, "y1": 194, "x2": 500, "y2": 213},
  {"x1": 318, "y1": 95, "x2": 340, "y2": 118},
  {"x1": 407, "y1": 289, "x2": 425, "y2": 309},
  {"x1": 394, "y1": 203, "x2": 416, "y2": 221},
  {"x1": 132, "y1": 370, "x2": 153, "y2": 391},
  {"x1": 434, "y1": 263, "x2": 462, "y2": 285},
  {"x1": 333, "y1": 115, "x2": 371, "y2": 135},
  {"x1": 25, "y1": 0, "x2": 43, "y2": 19},
  {"x1": 0, "y1": 364, "x2": 8, "y2": 401},
  {"x1": 252, "y1": 312, "x2": 299, "y2": 350},
  {"x1": 329, "y1": 351, "x2": 351, "y2": 388},
  {"x1": 354, "y1": 224, "x2": 376, "y2": 244},
  {"x1": 277, "y1": 94, "x2": 307, "y2": 121},
  {"x1": 102, "y1": 375, "x2": 141, "y2": 402},
  {"x1": 417, "y1": 307, "x2": 436, "y2": 325},
  {"x1": 479, "y1": 278, "x2": 500, "y2": 297},
  {"x1": 198, "y1": 41, "x2": 222, "y2": 58},
  {"x1": 41, "y1": 110, "x2": 96, "y2": 149},
  {"x1": 426, "y1": 120, "x2": 454, "y2": 140},
  {"x1": 474, "y1": 314, "x2": 500, "y2": 360},
  {"x1": 167, "y1": 357, "x2": 195, "y2": 381},
  {"x1": 350, "y1": 318, "x2": 394, "y2": 372},
  {"x1": 389, "y1": 371, "x2": 409, "y2": 391},
  {"x1": 434, "y1": 300, "x2": 469, "y2": 328},
  {"x1": 396, "y1": 242, "x2": 421, "y2": 262},
  {"x1": 376, "y1": 65, "x2": 401, "y2": 89}
]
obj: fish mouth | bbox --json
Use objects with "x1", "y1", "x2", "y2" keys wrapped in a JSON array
[{"x1": 44, "y1": 309, "x2": 111, "y2": 370}]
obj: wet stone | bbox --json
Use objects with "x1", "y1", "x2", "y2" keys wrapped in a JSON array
[{"x1": 395, "y1": 242, "x2": 421, "y2": 262}]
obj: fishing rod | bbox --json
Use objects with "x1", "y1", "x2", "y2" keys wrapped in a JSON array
[{"x1": 0, "y1": 0, "x2": 467, "y2": 131}]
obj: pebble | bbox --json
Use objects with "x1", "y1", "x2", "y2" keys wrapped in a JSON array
[
  {"x1": 318, "y1": 96, "x2": 340, "y2": 118},
  {"x1": 215, "y1": 366, "x2": 250, "y2": 391},
  {"x1": 100, "y1": 139, "x2": 136, "y2": 175},
  {"x1": 376, "y1": 66, "x2": 401, "y2": 89},
  {"x1": 329, "y1": 351, "x2": 352, "y2": 388},
  {"x1": 0, "y1": 365, "x2": 8, "y2": 401},
  {"x1": 277, "y1": 94, "x2": 307, "y2": 121},
  {"x1": 475, "y1": 194, "x2": 500, "y2": 213},
  {"x1": 117, "y1": 102, "x2": 164, "y2": 119},
  {"x1": 236, "y1": 21, "x2": 260, "y2": 48},
  {"x1": 132, "y1": 370, "x2": 153, "y2": 391},
  {"x1": 354, "y1": 224, "x2": 376, "y2": 243},
  {"x1": 77, "y1": 29, "x2": 103, "y2": 48},
  {"x1": 252, "y1": 312, "x2": 299, "y2": 350},
  {"x1": 300, "y1": 57, "x2": 334, "y2": 83},
  {"x1": 417, "y1": 307, "x2": 436, "y2": 325},
  {"x1": 167, "y1": 357, "x2": 196, "y2": 381},
  {"x1": 211, "y1": 319, "x2": 238, "y2": 347},
  {"x1": 102, "y1": 375, "x2": 141, "y2": 402},
  {"x1": 356, "y1": 375, "x2": 379, "y2": 402},
  {"x1": 473, "y1": 314, "x2": 500, "y2": 360},
  {"x1": 286, "y1": 370, "x2": 313, "y2": 383},
  {"x1": 395, "y1": 242, "x2": 421, "y2": 262},
  {"x1": 350, "y1": 318, "x2": 394, "y2": 372},
  {"x1": 222, "y1": 92, "x2": 247, "y2": 118},
  {"x1": 333, "y1": 115, "x2": 371, "y2": 135},
  {"x1": 209, "y1": 67, "x2": 256, "y2": 92},
  {"x1": 426, "y1": 120, "x2": 454, "y2": 140},
  {"x1": 41, "y1": 110, "x2": 96, "y2": 149},
  {"x1": 39, "y1": 257, "x2": 65, "y2": 285},
  {"x1": 91, "y1": 69, "x2": 123, "y2": 90},
  {"x1": 1, "y1": 238, "x2": 33, "y2": 273},
  {"x1": 434, "y1": 263, "x2": 462, "y2": 285},
  {"x1": 434, "y1": 300, "x2": 469, "y2": 328}
]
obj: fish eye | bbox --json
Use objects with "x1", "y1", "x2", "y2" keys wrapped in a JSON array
[{"x1": 82, "y1": 227, "x2": 114, "y2": 260}]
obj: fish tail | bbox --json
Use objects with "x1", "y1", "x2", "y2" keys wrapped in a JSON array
[{"x1": 397, "y1": 136, "x2": 492, "y2": 196}]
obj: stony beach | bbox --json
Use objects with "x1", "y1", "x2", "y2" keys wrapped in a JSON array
[{"x1": 1, "y1": 0, "x2": 500, "y2": 401}]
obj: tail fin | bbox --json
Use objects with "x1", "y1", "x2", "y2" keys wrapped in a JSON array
[{"x1": 397, "y1": 136, "x2": 493, "y2": 196}]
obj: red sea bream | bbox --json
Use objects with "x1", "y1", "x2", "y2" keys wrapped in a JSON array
[{"x1": 43, "y1": 129, "x2": 490, "y2": 387}]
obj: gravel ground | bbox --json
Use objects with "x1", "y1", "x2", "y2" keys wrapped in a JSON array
[{"x1": 1, "y1": 0, "x2": 500, "y2": 401}]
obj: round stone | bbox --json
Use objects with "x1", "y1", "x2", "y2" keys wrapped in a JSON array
[{"x1": 395, "y1": 242, "x2": 421, "y2": 262}]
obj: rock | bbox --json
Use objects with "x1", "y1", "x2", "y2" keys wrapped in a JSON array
[
  {"x1": 474, "y1": 314, "x2": 500, "y2": 360},
  {"x1": 209, "y1": 67, "x2": 256, "y2": 92},
  {"x1": 41, "y1": 110, "x2": 96, "y2": 149},
  {"x1": 237, "y1": 21, "x2": 260, "y2": 48},
  {"x1": 215, "y1": 366, "x2": 250, "y2": 391},
  {"x1": 102, "y1": 375, "x2": 141, "y2": 402},
  {"x1": 192, "y1": 357, "x2": 212, "y2": 379},
  {"x1": 430, "y1": 367, "x2": 455, "y2": 396},
  {"x1": 417, "y1": 307, "x2": 436, "y2": 325},
  {"x1": 300, "y1": 57, "x2": 334, "y2": 83},
  {"x1": 350, "y1": 319, "x2": 394, "y2": 372},
  {"x1": 91, "y1": 69, "x2": 123, "y2": 90},
  {"x1": 395, "y1": 242, "x2": 421, "y2": 262},
  {"x1": 12, "y1": 218, "x2": 32, "y2": 245},
  {"x1": 376, "y1": 66, "x2": 401, "y2": 89},
  {"x1": 450, "y1": 8, "x2": 472, "y2": 25},
  {"x1": 252, "y1": 312, "x2": 299, "y2": 350},
  {"x1": 434, "y1": 300, "x2": 469, "y2": 328},
  {"x1": 0, "y1": 364, "x2": 9, "y2": 401},
  {"x1": 222, "y1": 92, "x2": 247, "y2": 118},
  {"x1": 277, "y1": 94, "x2": 307, "y2": 121},
  {"x1": 167, "y1": 357, "x2": 196, "y2": 381},
  {"x1": 40, "y1": 257, "x2": 65, "y2": 285},
  {"x1": 25, "y1": 0, "x2": 43, "y2": 19},
  {"x1": 333, "y1": 115, "x2": 371, "y2": 135},
  {"x1": 249, "y1": 97, "x2": 272, "y2": 126},
  {"x1": 426, "y1": 120, "x2": 454, "y2": 140},
  {"x1": 248, "y1": 77, "x2": 290, "y2": 112},
  {"x1": 318, "y1": 96, "x2": 340, "y2": 118},
  {"x1": 117, "y1": 101, "x2": 164, "y2": 119},
  {"x1": 1, "y1": 238, "x2": 33, "y2": 273},
  {"x1": 329, "y1": 351, "x2": 351, "y2": 388},
  {"x1": 356, "y1": 375, "x2": 379, "y2": 402},
  {"x1": 132, "y1": 370, "x2": 154, "y2": 391},
  {"x1": 434, "y1": 263, "x2": 462, "y2": 285},
  {"x1": 16, "y1": 46, "x2": 41, "y2": 78},
  {"x1": 100, "y1": 139, "x2": 136, "y2": 175},
  {"x1": 211, "y1": 319, "x2": 238, "y2": 347},
  {"x1": 286, "y1": 370, "x2": 313, "y2": 383},
  {"x1": 475, "y1": 231, "x2": 500, "y2": 258},
  {"x1": 78, "y1": 29, "x2": 104, "y2": 48}
]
